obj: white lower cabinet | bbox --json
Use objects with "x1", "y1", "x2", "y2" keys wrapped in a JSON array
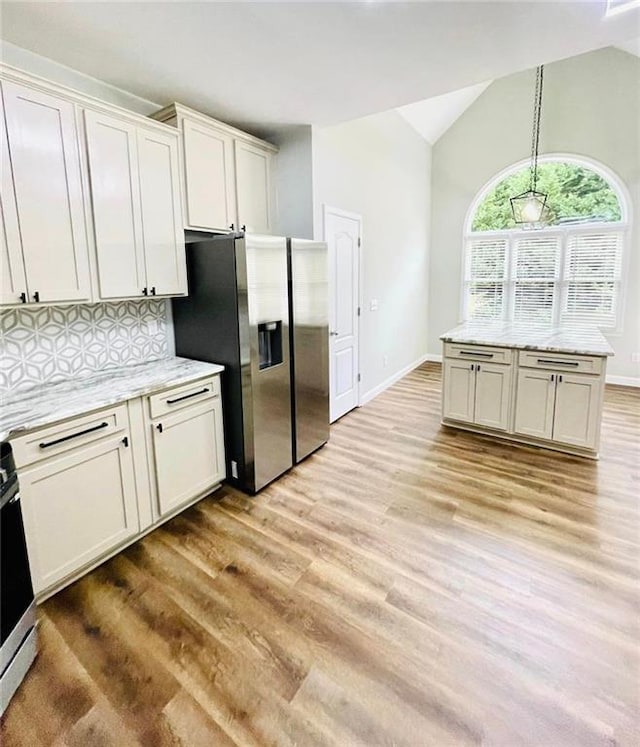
[
  {"x1": 151, "y1": 398, "x2": 225, "y2": 517},
  {"x1": 442, "y1": 358, "x2": 511, "y2": 431},
  {"x1": 514, "y1": 370, "x2": 601, "y2": 450},
  {"x1": 550, "y1": 373, "x2": 601, "y2": 449},
  {"x1": 19, "y1": 433, "x2": 138, "y2": 595},
  {"x1": 442, "y1": 359, "x2": 476, "y2": 423},
  {"x1": 442, "y1": 341, "x2": 607, "y2": 456},
  {"x1": 513, "y1": 368, "x2": 556, "y2": 440},
  {"x1": 12, "y1": 374, "x2": 225, "y2": 600},
  {"x1": 474, "y1": 362, "x2": 512, "y2": 431}
]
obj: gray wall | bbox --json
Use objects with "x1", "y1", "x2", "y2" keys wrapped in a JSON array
[
  {"x1": 312, "y1": 110, "x2": 431, "y2": 399},
  {"x1": 429, "y1": 47, "x2": 640, "y2": 381},
  {"x1": 267, "y1": 125, "x2": 314, "y2": 239}
]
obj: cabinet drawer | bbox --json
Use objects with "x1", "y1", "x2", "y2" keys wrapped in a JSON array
[
  {"x1": 12, "y1": 404, "x2": 129, "y2": 469},
  {"x1": 444, "y1": 343, "x2": 512, "y2": 365},
  {"x1": 518, "y1": 350, "x2": 603, "y2": 375},
  {"x1": 148, "y1": 376, "x2": 220, "y2": 419}
]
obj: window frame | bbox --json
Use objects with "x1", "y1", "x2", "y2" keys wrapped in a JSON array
[{"x1": 461, "y1": 154, "x2": 631, "y2": 334}]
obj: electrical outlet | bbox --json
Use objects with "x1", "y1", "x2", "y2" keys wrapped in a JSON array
[
  {"x1": 147, "y1": 319, "x2": 159, "y2": 335},
  {"x1": 383, "y1": 355, "x2": 388, "y2": 368},
  {"x1": 370, "y1": 299, "x2": 379, "y2": 311}
]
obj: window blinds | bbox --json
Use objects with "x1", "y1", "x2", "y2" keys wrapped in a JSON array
[
  {"x1": 512, "y1": 236, "x2": 560, "y2": 326},
  {"x1": 464, "y1": 230, "x2": 624, "y2": 330},
  {"x1": 561, "y1": 232, "x2": 623, "y2": 329},
  {"x1": 465, "y1": 238, "x2": 507, "y2": 320}
]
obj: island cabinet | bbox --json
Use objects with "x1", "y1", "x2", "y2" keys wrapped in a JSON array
[
  {"x1": 514, "y1": 353, "x2": 603, "y2": 450},
  {"x1": 441, "y1": 335, "x2": 609, "y2": 458},
  {"x1": 442, "y1": 344, "x2": 512, "y2": 431},
  {"x1": 10, "y1": 372, "x2": 225, "y2": 601},
  {"x1": 152, "y1": 103, "x2": 277, "y2": 235}
]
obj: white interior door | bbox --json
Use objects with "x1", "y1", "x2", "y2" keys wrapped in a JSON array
[{"x1": 324, "y1": 206, "x2": 361, "y2": 423}]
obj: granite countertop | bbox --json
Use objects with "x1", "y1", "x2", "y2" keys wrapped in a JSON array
[
  {"x1": 0, "y1": 357, "x2": 225, "y2": 442},
  {"x1": 440, "y1": 322, "x2": 614, "y2": 357}
]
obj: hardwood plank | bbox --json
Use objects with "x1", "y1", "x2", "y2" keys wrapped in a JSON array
[{"x1": 2, "y1": 363, "x2": 638, "y2": 746}]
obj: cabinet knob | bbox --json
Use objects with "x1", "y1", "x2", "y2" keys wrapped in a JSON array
[
  {"x1": 241, "y1": 224, "x2": 246, "y2": 232},
  {"x1": 156, "y1": 423, "x2": 163, "y2": 433},
  {"x1": 229, "y1": 223, "x2": 235, "y2": 231},
  {"x1": 19, "y1": 292, "x2": 27, "y2": 304},
  {"x1": 142, "y1": 287, "x2": 148, "y2": 296},
  {"x1": 121, "y1": 436, "x2": 129, "y2": 448},
  {"x1": 150, "y1": 287, "x2": 156, "y2": 296},
  {"x1": 33, "y1": 291, "x2": 40, "y2": 303}
]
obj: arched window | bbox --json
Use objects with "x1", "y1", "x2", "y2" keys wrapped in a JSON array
[{"x1": 462, "y1": 156, "x2": 629, "y2": 330}]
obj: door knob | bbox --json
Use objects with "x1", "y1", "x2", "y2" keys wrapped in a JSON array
[{"x1": 330, "y1": 330, "x2": 339, "y2": 336}]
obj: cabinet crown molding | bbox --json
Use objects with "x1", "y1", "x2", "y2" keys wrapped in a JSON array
[
  {"x1": 152, "y1": 102, "x2": 279, "y2": 153},
  {"x1": 0, "y1": 63, "x2": 179, "y2": 137}
]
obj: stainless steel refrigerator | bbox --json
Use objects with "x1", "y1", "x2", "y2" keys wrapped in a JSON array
[{"x1": 172, "y1": 233, "x2": 329, "y2": 494}]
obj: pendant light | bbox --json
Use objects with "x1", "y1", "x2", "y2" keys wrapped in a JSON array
[{"x1": 510, "y1": 65, "x2": 548, "y2": 227}]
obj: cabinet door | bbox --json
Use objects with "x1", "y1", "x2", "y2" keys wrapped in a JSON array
[
  {"x1": 552, "y1": 373, "x2": 600, "y2": 449},
  {"x1": 84, "y1": 110, "x2": 146, "y2": 299},
  {"x1": 19, "y1": 434, "x2": 139, "y2": 595},
  {"x1": 474, "y1": 362, "x2": 512, "y2": 431},
  {"x1": 137, "y1": 127, "x2": 187, "y2": 295},
  {"x1": 2, "y1": 81, "x2": 91, "y2": 303},
  {"x1": 183, "y1": 119, "x2": 236, "y2": 232},
  {"x1": 443, "y1": 359, "x2": 476, "y2": 423},
  {"x1": 514, "y1": 368, "x2": 555, "y2": 441},
  {"x1": 0, "y1": 95, "x2": 27, "y2": 305},
  {"x1": 152, "y1": 399, "x2": 224, "y2": 517},
  {"x1": 234, "y1": 140, "x2": 273, "y2": 234}
]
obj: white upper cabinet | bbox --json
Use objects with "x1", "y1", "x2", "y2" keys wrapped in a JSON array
[
  {"x1": 1, "y1": 80, "x2": 91, "y2": 304},
  {"x1": 152, "y1": 103, "x2": 277, "y2": 235},
  {"x1": 1, "y1": 97, "x2": 27, "y2": 305},
  {"x1": 84, "y1": 109, "x2": 186, "y2": 299},
  {"x1": 136, "y1": 127, "x2": 186, "y2": 296},
  {"x1": 235, "y1": 139, "x2": 273, "y2": 234},
  {"x1": 84, "y1": 110, "x2": 146, "y2": 299},
  {"x1": 182, "y1": 118, "x2": 236, "y2": 232}
]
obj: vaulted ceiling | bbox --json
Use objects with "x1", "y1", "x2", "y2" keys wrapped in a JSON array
[{"x1": 1, "y1": 2, "x2": 638, "y2": 133}]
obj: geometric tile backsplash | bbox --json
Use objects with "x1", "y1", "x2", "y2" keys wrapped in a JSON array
[{"x1": 0, "y1": 299, "x2": 170, "y2": 394}]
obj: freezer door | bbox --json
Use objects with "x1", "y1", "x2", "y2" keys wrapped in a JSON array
[
  {"x1": 289, "y1": 239, "x2": 330, "y2": 462},
  {"x1": 244, "y1": 234, "x2": 293, "y2": 490}
]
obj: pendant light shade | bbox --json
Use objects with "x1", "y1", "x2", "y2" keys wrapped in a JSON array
[{"x1": 511, "y1": 65, "x2": 548, "y2": 227}]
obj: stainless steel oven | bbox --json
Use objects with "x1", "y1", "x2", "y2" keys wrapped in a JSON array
[{"x1": 1, "y1": 441, "x2": 37, "y2": 715}]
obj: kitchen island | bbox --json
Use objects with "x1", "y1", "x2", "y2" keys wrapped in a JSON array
[{"x1": 439, "y1": 322, "x2": 614, "y2": 458}]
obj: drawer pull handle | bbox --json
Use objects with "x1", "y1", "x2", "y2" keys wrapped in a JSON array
[
  {"x1": 39, "y1": 421, "x2": 109, "y2": 449},
  {"x1": 537, "y1": 358, "x2": 579, "y2": 367},
  {"x1": 460, "y1": 350, "x2": 493, "y2": 358},
  {"x1": 166, "y1": 387, "x2": 210, "y2": 405}
]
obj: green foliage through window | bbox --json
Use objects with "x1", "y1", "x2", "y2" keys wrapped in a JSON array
[{"x1": 471, "y1": 162, "x2": 622, "y2": 232}]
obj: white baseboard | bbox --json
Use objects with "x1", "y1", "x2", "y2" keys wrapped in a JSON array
[
  {"x1": 606, "y1": 374, "x2": 640, "y2": 388},
  {"x1": 360, "y1": 353, "x2": 431, "y2": 405},
  {"x1": 425, "y1": 353, "x2": 442, "y2": 363}
]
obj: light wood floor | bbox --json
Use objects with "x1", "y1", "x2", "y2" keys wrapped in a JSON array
[{"x1": 2, "y1": 363, "x2": 639, "y2": 746}]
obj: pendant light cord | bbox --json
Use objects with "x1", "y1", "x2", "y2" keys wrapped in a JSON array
[{"x1": 530, "y1": 65, "x2": 544, "y2": 192}]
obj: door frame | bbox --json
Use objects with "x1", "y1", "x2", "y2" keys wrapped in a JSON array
[{"x1": 323, "y1": 204, "x2": 363, "y2": 415}]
